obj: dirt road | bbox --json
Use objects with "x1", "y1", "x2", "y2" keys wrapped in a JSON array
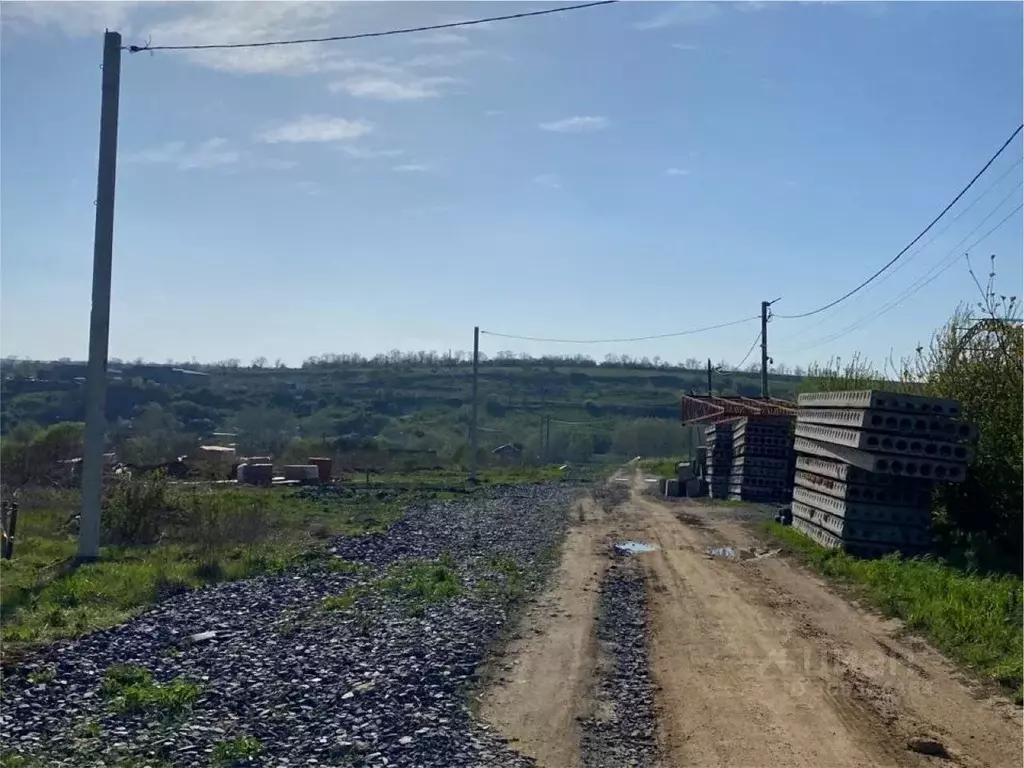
[{"x1": 478, "y1": 471, "x2": 1021, "y2": 768}]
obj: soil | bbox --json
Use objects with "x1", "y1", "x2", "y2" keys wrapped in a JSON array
[{"x1": 478, "y1": 469, "x2": 1022, "y2": 768}]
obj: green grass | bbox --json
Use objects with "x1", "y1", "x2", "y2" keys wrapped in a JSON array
[
  {"x1": 766, "y1": 522, "x2": 1023, "y2": 700},
  {"x1": 99, "y1": 664, "x2": 200, "y2": 717},
  {"x1": 320, "y1": 555, "x2": 462, "y2": 618},
  {"x1": 382, "y1": 555, "x2": 462, "y2": 610},
  {"x1": 212, "y1": 736, "x2": 264, "y2": 765},
  {"x1": 0, "y1": 483, "x2": 405, "y2": 652},
  {"x1": 638, "y1": 457, "x2": 683, "y2": 477}
]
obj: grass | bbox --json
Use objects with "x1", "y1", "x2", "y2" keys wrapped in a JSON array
[
  {"x1": 99, "y1": 663, "x2": 200, "y2": 716},
  {"x1": 320, "y1": 555, "x2": 463, "y2": 618},
  {"x1": 0, "y1": 482, "x2": 406, "y2": 653},
  {"x1": 1, "y1": 465, "x2": 568, "y2": 658},
  {"x1": 212, "y1": 736, "x2": 264, "y2": 765},
  {"x1": 766, "y1": 522, "x2": 1024, "y2": 701},
  {"x1": 638, "y1": 457, "x2": 683, "y2": 477},
  {"x1": 382, "y1": 555, "x2": 462, "y2": 614}
]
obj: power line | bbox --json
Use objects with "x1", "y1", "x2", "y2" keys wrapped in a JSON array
[
  {"x1": 777, "y1": 201, "x2": 1023, "y2": 355},
  {"x1": 734, "y1": 332, "x2": 762, "y2": 370},
  {"x1": 775, "y1": 123, "x2": 1024, "y2": 320},
  {"x1": 126, "y1": 1, "x2": 618, "y2": 53},
  {"x1": 773, "y1": 161, "x2": 1023, "y2": 348},
  {"x1": 481, "y1": 316, "x2": 759, "y2": 345}
]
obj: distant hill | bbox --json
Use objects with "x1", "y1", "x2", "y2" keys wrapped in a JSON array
[{"x1": 0, "y1": 355, "x2": 802, "y2": 466}]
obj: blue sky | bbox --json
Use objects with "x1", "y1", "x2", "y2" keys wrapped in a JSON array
[{"x1": 2, "y1": 1, "x2": 1021, "y2": 371}]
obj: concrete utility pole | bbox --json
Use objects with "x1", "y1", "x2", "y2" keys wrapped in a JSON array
[
  {"x1": 469, "y1": 326, "x2": 479, "y2": 482},
  {"x1": 760, "y1": 301, "x2": 770, "y2": 399},
  {"x1": 78, "y1": 31, "x2": 122, "y2": 562},
  {"x1": 706, "y1": 358, "x2": 713, "y2": 396},
  {"x1": 760, "y1": 298, "x2": 781, "y2": 399}
]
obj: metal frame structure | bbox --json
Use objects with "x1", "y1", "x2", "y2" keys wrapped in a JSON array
[{"x1": 681, "y1": 395, "x2": 796, "y2": 426}]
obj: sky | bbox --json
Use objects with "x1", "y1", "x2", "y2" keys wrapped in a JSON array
[{"x1": 1, "y1": 0, "x2": 1022, "y2": 371}]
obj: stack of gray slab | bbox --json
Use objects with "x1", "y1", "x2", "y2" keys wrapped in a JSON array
[
  {"x1": 728, "y1": 415, "x2": 795, "y2": 503},
  {"x1": 704, "y1": 423, "x2": 734, "y2": 499},
  {"x1": 790, "y1": 390, "x2": 975, "y2": 557}
]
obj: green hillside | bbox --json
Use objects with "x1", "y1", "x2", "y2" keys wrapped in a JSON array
[{"x1": 0, "y1": 355, "x2": 802, "y2": 468}]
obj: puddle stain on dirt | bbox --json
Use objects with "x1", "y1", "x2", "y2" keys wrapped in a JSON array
[
  {"x1": 614, "y1": 541, "x2": 657, "y2": 555},
  {"x1": 705, "y1": 546, "x2": 780, "y2": 561}
]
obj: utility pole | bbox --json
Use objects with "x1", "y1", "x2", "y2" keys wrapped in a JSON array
[
  {"x1": 469, "y1": 326, "x2": 479, "y2": 482},
  {"x1": 78, "y1": 31, "x2": 122, "y2": 562},
  {"x1": 760, "y1": 298, "x2": 780, "y2": 399},
  {"x1": 760, "y1": 301, "x2": 769, "y2": 398},
  {"x1": 706, "y1": 358, "x2": 712, "y2": 396}
]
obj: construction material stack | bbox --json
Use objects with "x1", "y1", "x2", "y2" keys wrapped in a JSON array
[
  {"x1": 790, "y1": 390, "x2": 975, "y2": 557},
  {"x1": 728, "y1": 415, "x2": 794, "y2": 503},
  {"x1": 704, "y1": 423, "x2": 734, "y2": 499}
]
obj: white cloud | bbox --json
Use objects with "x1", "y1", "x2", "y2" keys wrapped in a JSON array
[
  {"x1": 257, "y1": 116, "x2": 372, "y2": 144},
  {"x1": 0, "y1": 1, "x2": 138, "y2": 37},
  {"x1": 124, "y1": 138, "x2": 241, "y2": 171},
  {"x1": 634, "y1": 2, "x2": 719, "y2": 31},
  {"x1": 539, "y1": 116, "x2": 609, "y2": 134},
  {"x1": 392, "y1": 163, "x2": 433, "y2": 173},
  {"x1": 671, "y1": 43, "x2": 700, "y2": 51},
  {"x1": 665, "y1": 167, "x2": 691, "y2": 177},
  {"x1": 533, "y1": 174, "x2": 562, "y2": 190},
  {"x1": 484, "y1": 109, "x2": 505, "y2": 117},
  {"x1": 339, "y1": 146, "x2": 405, "y2": 160},
  {"x1": 330, "y1": 76, "x2": 458, "y2": 101}
]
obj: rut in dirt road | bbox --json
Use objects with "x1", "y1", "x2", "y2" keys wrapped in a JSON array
[{"x1": 579, "y1": 557, "x2": 658, "y2": 768}]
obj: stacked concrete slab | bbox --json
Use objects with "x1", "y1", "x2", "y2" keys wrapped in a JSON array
[
  {"x1": 790, "y1": 390, "x2": 975, "y2": 557},
  {"x1": 728, "y1": 415, "x2": 795, "y2": 503},
  {"x1": 704, "y1": 423, "x2": 734, "y2": 499}
]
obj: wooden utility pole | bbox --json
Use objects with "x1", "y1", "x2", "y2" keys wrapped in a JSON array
[
  {"x1": 78, "y1": 31, "x2": 122, "y2": 562},
  {"x1": 706, "y1": 358, "x2": 712, "y2": 396}
]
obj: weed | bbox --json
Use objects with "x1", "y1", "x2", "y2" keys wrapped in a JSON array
[
  {"x1": 324, "y1": 558, "x2": 369, "y2": 575},
  {"x1": 26, "y1": 666, "x2": 56, "y2": 685},
  {"x1": 212, "y1": 735, "x2": 264, "y2": 765},
  {"x1": 382, "y1": 558, "x2": 461, "y2": 614},
  {"x1": 100, "y1": 664, "x2": 199, "y2": 717},
  {"x1": 322, "y1": 587, "x2": 365, "y2": 612},
  {"x1": 100, "y1": 664, "x2": 153, "y2": 695},
  {"x1": 74, "y1": 720, "x2": 102, "y2": 739}
]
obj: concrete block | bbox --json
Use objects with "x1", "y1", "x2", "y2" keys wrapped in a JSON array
[
  {"x1": 794, "y1": 437, "x2": 968, "y2": 482},
  {"x1": 790, "y1": 501, "x2": 930, "y2": 547},
  {"x1": 795, "y1": 423, "x2": 973, "y2": 462},
  {"x1": 797, "y1": 390, "x2": 961, "y2": 417},
  {"x1": 793, "y1": 470, "x2": 931, "y2": 508},
  {"x1": 790, "y1": 516, "x2": 922, "y2": 558},
  {"x1": 791, "y1": 487, "x2": 931, "y2": 527},
  {"x1": 734, "y1": 443, "x2": 792, "y2": 459},
  {"x1": 797, "y1": 408, "x2": 976, "y2": 442},
  {"x1": 732, "y1": 455, "x2": 790, "y2": 469}
]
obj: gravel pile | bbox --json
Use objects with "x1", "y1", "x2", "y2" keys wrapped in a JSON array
[
  {"x1": 580, "y1": 557, "x2": 659, "y2": 768},
  {"x1": 1, "y1": 483, "x2": 579, "y2": 767}
]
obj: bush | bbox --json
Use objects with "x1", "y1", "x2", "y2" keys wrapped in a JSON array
[{"x1": 102, "y1": 470, "x2": 176, "y2": 546}]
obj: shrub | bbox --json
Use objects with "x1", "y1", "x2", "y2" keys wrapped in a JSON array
[{"x1": 102, "y1": 471, "x2": 176, "y2": 546}]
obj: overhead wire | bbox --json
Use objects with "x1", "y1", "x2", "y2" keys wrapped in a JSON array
[
  {"x1": 732, "y1": 332, "x2": 762, "y2": 370},
  {"x1": 775, "y1": 123, "x2": 1024, "y2": 320},
  {"x1": 126, "y1": 1, "x2": 618, "y2": 53},
  {"x1": 773, "y1": 159, "x2": 1023, "y2": 347},
  {"x1": 777, "y1": 198, "x2": 1023, "y2": 355},
  {"x1": 480, "y1": 315, "x2": 759, "y2": 345}
]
